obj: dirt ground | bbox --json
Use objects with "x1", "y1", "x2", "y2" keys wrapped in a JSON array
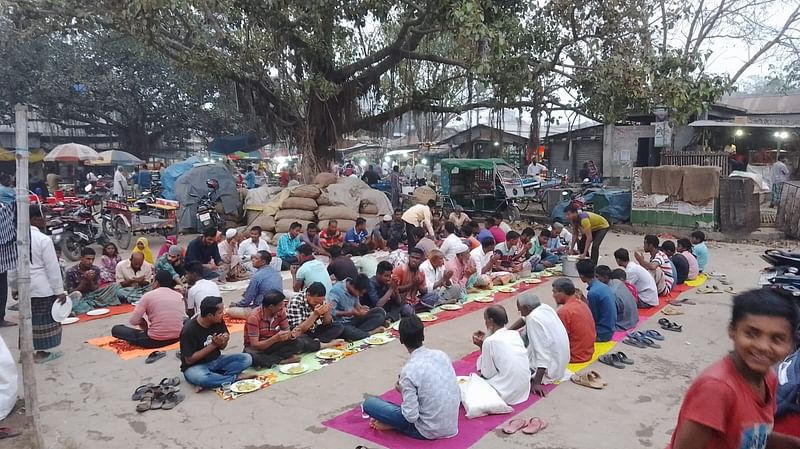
[{"x1": 0, "y1": 231, "x2": 788, "y2": 449}]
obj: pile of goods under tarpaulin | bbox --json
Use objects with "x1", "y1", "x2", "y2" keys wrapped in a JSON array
[{"x1": 244, "y1": 174, "x2": 393, "y2": 244}]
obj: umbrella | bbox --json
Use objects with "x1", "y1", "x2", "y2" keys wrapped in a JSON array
[
  {"x1": 90, "y1": 150, "x2": 144, "y2": 166},
  {"x1": 44, "y1": 143, "x2": 101, "y2": 162}
]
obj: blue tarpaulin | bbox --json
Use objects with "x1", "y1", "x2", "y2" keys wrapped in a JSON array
[{"x1": 161, "y1": 156, "x2": 202, "y2": 200}]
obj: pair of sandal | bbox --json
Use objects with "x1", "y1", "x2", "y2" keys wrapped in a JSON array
[
  {"x1": 570, "y1": 370, "x2": 606, "y2": 389},
  {"x1": 659, "y1": 318, "x2": 682, "y2": 332},
  {"x1": 133, "y1": 377, "x2": 185, "y2": 412},
  {"x1": 667, "y1": 298, "x2": 696, "y2": 306},
  {"x1": 623, "y1": 330, "x2": 662, "y2": 349},
  {"x1": 661, "y1": 306, "x2": 684, "y2": 316},
  {"x1": 598, "y1": 351, "x2": 634, "y2": 369},
  {"x1": 502, "y1": 417, "x2": 548, "y2": 435},
  {"x1": 697, "y1": 285, "x2": 734, "y2": 294}
]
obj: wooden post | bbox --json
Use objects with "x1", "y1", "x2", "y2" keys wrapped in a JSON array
[{"x1": 14, "y1": 104, "x2": 45, "y2": 449}]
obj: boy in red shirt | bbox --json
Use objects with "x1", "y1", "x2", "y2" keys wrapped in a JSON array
[{"x1": 669, "y1": 289, "x2": 800, "y2": 449}]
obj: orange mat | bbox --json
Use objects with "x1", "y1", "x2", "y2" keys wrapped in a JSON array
[
  {"x1": 77, "y1": 303, "x2": 135, "y2": 323},
  {"x1": 86, "y1": 317, "x2": 246, "y2": 360}
]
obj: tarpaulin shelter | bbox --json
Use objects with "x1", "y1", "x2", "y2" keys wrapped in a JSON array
[
  {"x1": 207, "y1": 134, "x2": 267, "y2": 154},
  {"x1": 160, "y1": 156, "x2": 202, "y2": 200},
  {"x1": 174, "y1": 163, "x2": 241, "y2": 231}
]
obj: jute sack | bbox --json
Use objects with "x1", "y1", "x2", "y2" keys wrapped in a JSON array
[
  {"x1": 290, "y1": 185, "x2": 321, "y2": 199},
  {"x1": 318, "y1": 205, "x2": 358, "y2": 221},
  {"x1": 314, "y1": 172, "x2": 338, "y2": 188},
  {"x1": 276, "y1": 218, "x2": 314, "y2": 234},
  {"x1": 359, "y1": 201, "x2": 379, "y2": 215},
  {"x1": 281, "y1": 196, "x2": 318, "y2": 211},
  {"x1": 251, "y1": 214, "x2": 276, "y2": 232},
  {"x1": 275, "y1": 209, "x2": 316, "y2": 222},
  {"x1": 318, "y1": 219, "x2": 356, "y2": 232},
  {"x1": 316, "y1": 192, "x2": 332, "y2": 206}
]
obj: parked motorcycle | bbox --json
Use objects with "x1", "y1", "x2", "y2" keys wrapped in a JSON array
[
  {"x1": 58, "y1": 202, "x2": 109, "y2": 261},
  {"x1": 191, "y1": 178, "x2": 224, "y2": 231},
  {"x1": 759, "y1": 249, "x2": 800, "y2": 295}
]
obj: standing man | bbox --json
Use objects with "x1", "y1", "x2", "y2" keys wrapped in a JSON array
[
  {"x1": 414, "y1": 162, "x2": 428, "y2": 187},
  {"x1": 527, "y1": 159, "x2": 547, "y2": 179},
  {"x1": 0, "y1": 200, "x2": 17, "y2": 327},
  {"x1": 770, "y1": 155, "x2": 791, "y2": 207},
  {"x1": 362, "y1": 315, "x2": 460, "y2": 440},
  {"x1": 390, "y1": 166, "x2": 402, "y2": 210},
  {"x1": 401, "y1": 199, "x2": 436, "y2": 247},
  {"x1": 9, "y1": 206, "x2": 66, "y2": 363},
  {"x1": 362, "y1": 164, "x2": 380, "y2": 185},
  {"x1": 113, "y1": 166, "x2": 129, "y2": 198},
  {"x1": 564, "y1": 205, "x2": 609, "y2": 265},
  {"x1": 137, "y1": 164, "x2": 152, "y2": 192}
]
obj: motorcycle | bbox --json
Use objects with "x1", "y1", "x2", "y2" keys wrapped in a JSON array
[
  {"x1": 758, "y1": 249, "x2": 800, "y2": 295},
  {"x1": 58, "y1": 202, "x2": 109, "y2": 261},
  {"x1": 191, "y1": 178, "x2": 224, "y2": 230}
]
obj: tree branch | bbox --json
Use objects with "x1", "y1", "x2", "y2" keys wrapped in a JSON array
[
  {"x1": 729, "y1": 4, "x2": 800, "y2": 86},
  {"x1": 398, "y1": 50, "x2": 470, "y2": 69}
]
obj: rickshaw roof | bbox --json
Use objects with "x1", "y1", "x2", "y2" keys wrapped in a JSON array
[{"x1": 439, "y1": 158, "x2": 509, "y2": 171}]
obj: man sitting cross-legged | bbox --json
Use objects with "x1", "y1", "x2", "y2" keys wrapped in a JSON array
[
  {"x1": 362, "y1": 315, "x2": 460, "y2": 440},
  {"x1": 287, "y1": 282, "x2": 346, "y2": 342},
  {"x1": 328, "y1": 274, "x2": 386, "y2": 341},
  {"x1": 180, "y1": 296, "x2": 255, "y2": 391},
  {"x1": 228, "y1": 250, "x2": 283, "y2": 319},
  {"x1": 507, "y1": 291, "x2": 570, "y2": 397},
  {"x1": 365, "y1": 261, "x2": 414, "y2": 323},
  {"x1": 243, "y1": 290, "x2": 342, "y2": 369},
  {"x1": 472, "y1": 306, "x2": 530, "y2": 405},
  {"x1": 111, "y1": 270, "x2": 185, "y2": 349}
]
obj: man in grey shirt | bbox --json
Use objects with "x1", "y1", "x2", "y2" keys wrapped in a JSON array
[
  {"x1": 362, "y1": 315, "x2": 460, "y2": 439},
  {"x1": 596, "y1": 265, "x2": 639, "y2": 330}
]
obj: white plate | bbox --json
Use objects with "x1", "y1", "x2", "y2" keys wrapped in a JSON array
[
  {"x1": 473, "y1": 296, "x2": 494, "y2": 303},
  {"x1": 60, "y1": 317, "x2": 80, "y2": 325},
  {"x1": 417, "y1": 313, "x2": 438, "y2": 322},
  {"x1": 439, "y1": 304, "x2": 463, "y2": 311},
  {"x1": 278, "y1": 363, "x2": 308, "y2": 375},
  {"x1": 497, "y1": 287, "x2": 516, "y2": 293},
  {"x1": 230, "y1": 378, "x2": 263, "y2": 394},
  {"x1": 85, "y1": 308, "x2": 110, "y2": 316},
  {"x1": 51, "y1": 297, "x2": 73, "y2": 322},
  {"x1": 365, "y1": 335, "x2": 391, "y2": 345},
  {"x1": 316, "y1": 348, "x2": 344, "y2": 360},
  {"x1": 523, "y1": 278, "x2": 543, "y2": 284}
]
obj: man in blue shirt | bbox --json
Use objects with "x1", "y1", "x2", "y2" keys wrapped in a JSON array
[
  {"x1": 576, "y1": 259, "x2": 617, "y2": 342},
  {"x1": 292, "y1": 244, "x2": 332, "y2": 293},
  {"x1": 328, "y1": 274, "x2": 386, "y2": 341},
  {"x1": 344, "y1": 217, "x2": 371, "y2": 256},
  {"x1": 277, "y1": 222, "x2": 303, "y2": 270},
  {"x1": 244, "y1": 166, "x2": 256, "y2": 189},
  {"x1": 228, "y1": 251, "x2": 283, "y2": 318},
  {"x1": 365, "y1": 261, "x2": 414, "y2": 322}
]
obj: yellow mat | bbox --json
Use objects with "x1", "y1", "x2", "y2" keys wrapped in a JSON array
[{"x1": 685, "y1": 273, "x2": 708, "y2": 287}]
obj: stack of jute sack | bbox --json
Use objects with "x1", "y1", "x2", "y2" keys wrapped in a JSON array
[{"x1": 244, "y1": 172, "x2": 393, "y2": 245}]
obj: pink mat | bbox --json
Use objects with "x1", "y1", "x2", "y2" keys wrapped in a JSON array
[{"x1": 323, "y1": 351, "x2": 555, "y2": 449}]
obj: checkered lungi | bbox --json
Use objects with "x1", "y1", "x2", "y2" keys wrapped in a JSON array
[{"x1": 31, "y1": 296, "x2": 61, "y2": 351}]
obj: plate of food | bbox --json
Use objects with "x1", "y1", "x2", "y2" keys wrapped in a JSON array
[
  {"x1": 316, "y1": 348, "x2": 344, "y2": 360},
  {"x1": 538, "y1": 272, "x2": 552, "y2": 278},
  {"x1": 473, "y1": 296, "x2": 494, "y2": 303},
  {"x1": 523, "y1": 278, "x2": 543, "y2": 284},
  {"x1": 230, "y1": 378, "x2": 263, "y2": 394},
  {"x1": 497, "y1": 286, "x2": 516, "y2": 293},
  {"x1": 85, "y1": 308, "x2": 110, "y2": 316},
  {"x1": 365, "y1": 334, "x2": 391, "y2": 345},
  {"x1": 278, "y1": 363, "x2": 308, "y2": 375},
  {"x1": 457, "y1": 376, "x2": 470, "y2": 385},
  {"x1": 439, "y1": 303, "x2": 463, "y2": 311},
  {"x1": 417, "y1": 313, "x2": 438, "y2": 322},
  {"x1": 60, "y1": 316, "x2": 80, "y2": 325}
]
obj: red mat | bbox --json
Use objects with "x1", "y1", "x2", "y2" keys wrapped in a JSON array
[{"x1": 77, "y1": 303, "x2": 135, "y2": 323}]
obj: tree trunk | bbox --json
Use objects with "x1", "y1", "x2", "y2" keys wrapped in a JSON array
[
  {"x1": 298, "y1": 95, "x2": 342, "y2": 181},
  {"x1": 119, "y1": 127, "x2": 161, "y2": 160},
  {"x1": 529, "y1": 102, "x2": 542, "y2": 163}
]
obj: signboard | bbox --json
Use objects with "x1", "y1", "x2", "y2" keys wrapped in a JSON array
[{"x1": 654, "y1": 122, "x2": 672, "y2": 147}]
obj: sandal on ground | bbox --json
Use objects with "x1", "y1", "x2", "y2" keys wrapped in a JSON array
[
  {"x1": 159, "y1": 377, "x2": 181, "y2": 388},
  {"x1": 640, "y1": 336, "x2": 661, "y2": 349},
  {"x1": 145, "y1": 351, "x2": 166, "y2": 364},
  {"x1": 135, "y1": 390, "x2": 157, "y2": 413},
  {"x1": 615, "y1": 351, "x2": 634, "y2": 365},
  {"x1": 644, "y1": 330, "x2": 665, "y2": 341},
  {"x1": 668, "y1": 298, "x2": 696, "y2": 306},
  {"x1": 570, "y1": 371, "x2": 605, "y2": 389},
  {"x1": 697, "y1": 286, "x2": 721, "y2": 294},
  {"x1": 131, "y1": 383, "x2": 156, "y2": 401},
  {"x1": 622, "y1": 335, "x2": 647, "y2": 348},
  {"x1": 0, "y1": 427, "x2": 21, "y2": 439},
  {"x1": 599, "y1": 354, "x2": 625, "y2": 369},
  {"x1": 661, "y1": 306, "x2": 684, "y2": 316},
  {"x1": 160, "y1": 391, "x2": 185, "y2": 410},
  {"x1": 521, "y1": 417, "x2": 548, "y2": 435},
  {"x1": 658, "y1": 318, "x2": 683, "y2": 332},
  {"x1": 502, "y1": 418, "x2": 529, "y2": 434}
]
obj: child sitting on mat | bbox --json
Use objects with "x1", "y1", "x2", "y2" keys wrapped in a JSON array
[{"x1": 668, "y1": 289, "x2": 800, "y2": 449}]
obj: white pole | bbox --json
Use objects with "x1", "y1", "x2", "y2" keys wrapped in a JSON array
[{"x1": 14, "y1": 104, "x2": 45, "y2": 449}]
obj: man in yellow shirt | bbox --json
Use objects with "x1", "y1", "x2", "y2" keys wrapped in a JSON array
[
  {"x1": 564, "y1": 205, "x2": 609, "y2": 264},
  {"x1": 401, "y1": 200, "x2": 436, "y2": 246}
]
